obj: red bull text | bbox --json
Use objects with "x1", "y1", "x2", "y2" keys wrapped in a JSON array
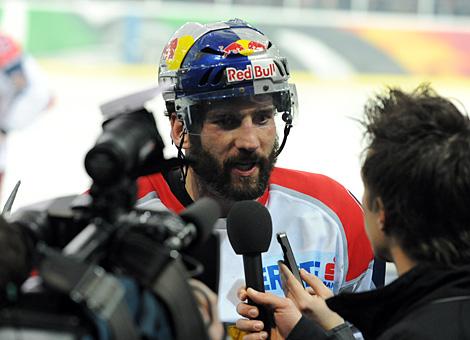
[{"x1": 226, "y1": 62, "x2": 276, "y2": 82}]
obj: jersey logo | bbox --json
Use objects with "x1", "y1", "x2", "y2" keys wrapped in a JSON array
[{"x1": 263, "y1": 259, "x2": 336, "y2": 291}]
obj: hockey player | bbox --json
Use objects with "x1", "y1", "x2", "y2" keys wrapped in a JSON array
[
  {"x1": 136, "y1": 19, "x2": 378, "y2": 327},
  {"x1": 0, "y1": 32, "x2": 53, "y2": 194}
]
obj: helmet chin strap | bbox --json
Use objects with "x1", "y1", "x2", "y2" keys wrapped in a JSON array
[
  {"x1": 275, "y1": 112, "x2": 293, "y2": 157},
  {"x1": 176, "y1": 110, "x2": 292, "y2": 182},
  {"x1": 177, "y1": 129, "x2": 189, "y2": 183}
]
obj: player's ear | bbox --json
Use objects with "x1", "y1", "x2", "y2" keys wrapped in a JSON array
[{"x1": 170, "y1": 113, "x2": 190, "y2": 149}]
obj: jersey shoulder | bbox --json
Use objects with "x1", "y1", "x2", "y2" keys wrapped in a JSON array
[
  {"x1": 271, "y1": 167, "x2": 373, "y2": 282},
  {"x1": 137, "y1": 173, "x2": 184, "y2": 212},
  {"x1": 270, "y1": 167, "x2": 358, "y2": 206}
]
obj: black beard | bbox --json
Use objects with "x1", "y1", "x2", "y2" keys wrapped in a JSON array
[{"x1": 188, "y1": 137, "x2": 278, "y2": 201}]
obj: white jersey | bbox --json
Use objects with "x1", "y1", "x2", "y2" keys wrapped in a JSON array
[
  {"x1": 136, "y1": 167, "x2": 375, "y2": 322},
  {"x1": 0, "y1": 56, "x2": 51, "y2": 171},
  {"x1": 0, "y1": 56, "x2": 51, "y2": 132}
]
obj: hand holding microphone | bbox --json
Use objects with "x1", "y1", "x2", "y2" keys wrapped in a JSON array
[{"x1": 227, "y1": 200, "x2": 274, "y2": 335}]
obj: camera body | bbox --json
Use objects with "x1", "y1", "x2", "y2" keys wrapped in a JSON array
[{"x1": 0, "y1": 88, "x2": 217, "y2": 340}]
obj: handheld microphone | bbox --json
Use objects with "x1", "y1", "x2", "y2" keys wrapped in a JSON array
[{"x1": 227, "y1": 200, "x2": 273, "y2": 333}]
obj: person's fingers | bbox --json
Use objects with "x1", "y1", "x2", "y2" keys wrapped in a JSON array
[
  {"x1": 246, "y1": 288, "x2": 286, "y2": 309},
  {"x1": 299, "y1": 269, "x2": 334, "y2": 298},
  {"x1": 279, "y1": 268, "x2": 289, "y2": 297},
  {"x1": 189, "y1": 281, "x2": 209, "y2": 311},
  {"x1": 238, "y1": 286, "x2": 248, "y2": 301},
  {"x1": 242, "y1": 331, "x2": 269, "y2": 340},
  {"x1": 278, "y1": 262, "x2": 310, "y2": 303},
  {"x1": 236, "y1": 318, "x2": 265, "y2": 333},
  {"x1": 189, "y1": 279, "x2": 217, "y2": 301},
  {"x1": 306, "y1": 287, "x2": 315, "y2": 295},
  {"x1": 237, "y1": 302, "x2": 259, "y2": 319},
  {"x1": 188, "y1": 279, "x2": 220, "y2": 315}
]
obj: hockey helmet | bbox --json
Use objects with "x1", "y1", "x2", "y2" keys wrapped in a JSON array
[{"x1": 158, "y1": 19, "x2": 297, "y2": 135}]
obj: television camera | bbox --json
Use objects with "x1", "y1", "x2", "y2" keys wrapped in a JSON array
[{"x1": 0, "y1": 87, "x2": 220, "y2": 340}]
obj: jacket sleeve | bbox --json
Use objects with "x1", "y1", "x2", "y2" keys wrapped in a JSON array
[{"x1": 286, "y1": 316, "x2": 355, "y2": 340}]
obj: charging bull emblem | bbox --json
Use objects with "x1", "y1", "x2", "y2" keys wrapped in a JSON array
[
  {"x1": 162, "y1": 35, "x2": 195, "y2": 71},
  {"x1": 221, "y1": 40, "x2": 267, "y2": 57}
]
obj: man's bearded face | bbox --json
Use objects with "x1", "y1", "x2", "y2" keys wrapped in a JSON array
[
  {"x1": 189, "y1": 137, "x2": 278, "y2": 200},
  {"x1": 188, "y1": 95, "x2": 279, "y2": 201}
]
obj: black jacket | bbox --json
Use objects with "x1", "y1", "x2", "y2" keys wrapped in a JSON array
[{"x1": 287, "y1": 264, "x2": 470, "y2": 340}]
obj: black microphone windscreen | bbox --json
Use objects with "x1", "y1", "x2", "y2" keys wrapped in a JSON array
[
  {"x1": 179, "y1": 197, "x2": 221, "y2": 245},
  {"x1": 227, "y1": 200, "x2": 272, "y2": 255}
]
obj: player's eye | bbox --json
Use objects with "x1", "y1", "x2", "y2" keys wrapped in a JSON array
[
  {"x1": 209, "y1": 114, "x2": 242, "y2": 130},
  {"x1": 252, "y1": 109, "x2": 275, "y2": 126}
]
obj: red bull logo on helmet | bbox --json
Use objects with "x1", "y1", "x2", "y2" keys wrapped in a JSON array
[
  {"x1": 162, "y1": 35, "x2": 195, "y2": 71},
  {"x1": 221, "y1": 39, "x2": 267, "y2": 57},
  {"x1": 163, "y1": 38, "x2": 178, "y2": 61},
  {"x1": 226, "y1": 60, "x2": 276, "y2": 83}
]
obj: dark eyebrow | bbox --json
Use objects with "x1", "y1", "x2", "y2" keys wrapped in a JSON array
[
  {"x1": 205, "y1": 103, "x2": 276, "y2": 120},
  {"x1": 257, "y1": 105, "x2": 276, "y2": 112},
  {"x1": 206, "y1": 110, "x2": 241, "y2": 119}
]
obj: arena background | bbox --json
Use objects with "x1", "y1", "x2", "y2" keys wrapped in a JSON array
[{"x1": 1, "y1": 0, "x2": 470, "y2": 282}]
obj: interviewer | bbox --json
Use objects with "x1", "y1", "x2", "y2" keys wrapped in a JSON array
[{"x1": 236, "y1": 84, "x2": 470, "y2": 340}]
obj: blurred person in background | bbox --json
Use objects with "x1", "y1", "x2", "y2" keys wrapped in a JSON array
[
  {"x1": 136, "y1": 18, "x2": 382, "y2": 336},
  {"x1": 0, "y1": 32, "x2": 53, "y2": 195},
  {"x1": 236, "y1": 84, "x2": 470, "y2": 340}
]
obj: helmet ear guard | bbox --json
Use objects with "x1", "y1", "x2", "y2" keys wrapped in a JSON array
[
  {"x1": 282, "y1": 112, "x2": 293, "y2": 125},
  {"x1": 283, "y1": 83, "x2": 298, "y2": 125}
]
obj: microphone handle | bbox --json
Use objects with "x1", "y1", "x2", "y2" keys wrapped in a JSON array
[{"x1": 243, "y1": 254, "x2": 274, "y2": 334}]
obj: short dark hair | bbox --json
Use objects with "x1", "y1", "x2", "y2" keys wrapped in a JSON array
[{"x1": 361, "y1": 84, "x2": 470, "y2": 266}]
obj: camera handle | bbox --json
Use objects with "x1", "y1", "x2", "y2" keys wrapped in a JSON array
[
  {"x1": 38, "y1": 245, "x2": 140, "y2": 340},
  {"x1": 108, "y1": 231, "x2": 210, "y2": 340},
  {"x1": 151, "y1": 255, "x2": 210, "y2": 340}
]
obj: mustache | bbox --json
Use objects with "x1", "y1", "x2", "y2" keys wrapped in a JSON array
[{"x1": 224, "y1": 153, "x2": 265, "y2": 168}]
